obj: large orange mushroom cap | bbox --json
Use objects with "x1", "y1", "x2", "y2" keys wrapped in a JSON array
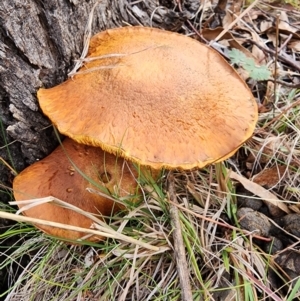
[
  {"x1": 37, "y1": 26, "x2": 258, "y2": 170},
  {"x1": 13, "y1": 138, "x2": 139, "y2": 241}
]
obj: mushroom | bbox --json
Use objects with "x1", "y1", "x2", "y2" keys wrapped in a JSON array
[
  {"x1": 37, "y1": 26, "x2": 258, "y2": 170},
  {"x1": 13, "y1": 138, "x2": 139, "y2": 241},
  {"x1": 13, "y1": 26, "x2": 258, "y2": 242}
]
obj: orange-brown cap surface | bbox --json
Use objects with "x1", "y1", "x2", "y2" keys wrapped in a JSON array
[
  {"x1": 13, "y1": 138, "x2": 138, "y2": 241},
  {"x1": 38, "y1": 26, "x2": 258, "y2": 170}
]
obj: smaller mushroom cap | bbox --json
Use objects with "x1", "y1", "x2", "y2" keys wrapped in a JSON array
[
  {"x1": 38, "y1": 26, "x2": 258, "y2": 170},
  {"x1": 13, "y1": 138, "x2": 139, "y2": 241}
]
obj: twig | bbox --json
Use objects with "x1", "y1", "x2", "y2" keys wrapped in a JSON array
[
  {"x1": 247, "y1": 39, "x2": 300, "y2": 72},
  {"x1": 265, "y1": 78, "x2": 300, "y2": 88},
  {"x1": 168, "y1": 172, "x2": 193, "y2": 301},
  {"x1": 209, "y1": 0, "x2": 260, "y2": 45},
  {"x1": 278, "y1": 33, "x2": 293, "y2": 53},
  {"x1": 273, "y1": 13, "x2": 280, "y2": 102},
  {"x1": 0, "y1": 156, "x2": 17, "y2": 176}
]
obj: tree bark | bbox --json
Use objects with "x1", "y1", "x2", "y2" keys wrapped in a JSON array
[{"x1": 0, "y1": 0, "x2": 194, "y2": 202}]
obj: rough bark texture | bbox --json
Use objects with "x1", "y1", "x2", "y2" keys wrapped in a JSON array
[{"x1": 0, "y1": 0, "x2": 198, "y2": 203}]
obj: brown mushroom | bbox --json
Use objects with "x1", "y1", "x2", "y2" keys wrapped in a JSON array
[
  {"x1": 37, "y1": 26, "x2": 258, "y2": 170},
  {"x1": 13, "y1": 138, "x2": 139, "y2": 241}
]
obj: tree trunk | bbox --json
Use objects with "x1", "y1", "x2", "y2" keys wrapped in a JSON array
[{"x1": 0, "y1": 0, "x2": 192, "y2": 202}]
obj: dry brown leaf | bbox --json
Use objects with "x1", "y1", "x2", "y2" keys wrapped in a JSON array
[
  {"x1": 201, "y1": 28, "x2": 255, "y2": 60},
  {"x1": 267, "y1": 32, "x2": 277, "y2": 49},
  {"x1": 289, "y1": 40, "x2": 300, "y2": 52},
  {"x1": 211, "y1": 0, "x2": 227, "y2": 28},
  {"x1": 208, "y1": 0, "x2": 260, "y2": 43},
  {"x1": 260, "y1": 20, "x2": 273, "y2": 32},
  {"x1": 252, "y1": 165, "x2": 286, "y2": 188},
  {"x1": 225, "y1": 0, "x2": 243, "y2": 19},
  {"x1": 279, "y1": 11, "x2": 297, "y2": 33},
  {"x1": 260, "y1": 23, "x2": 300, "y2": 50},
  {"x1": 288, "y1": 205, "x2": 300, "y2": 214},
  {"x1": 262, "y1": 28, "x2": 300, "y2": 40},
  {"x1": 220, "y1": 0, "x2": 242, "y2": 30},
  {"x1": 263, "y1": 81, "x2": 275, "y2": 104},
  {"x1": 252, "y1": 165, "x2": 287, "y2": 217},
  {"x1": 234, "y1": 25, "x2": 268, "y2": 65},
  {"x1": 243, "y1": 9, "x2": 261, "y2": 23},
  {"x1": 229, "y1": 170, "x2": 290, "y2": 214},
  {"x1": 222, "y1": 10, "x2": 234, "y2": 29},
  {"x1": 232, "y1": 0, "x2": 243, "y2": 14},
  {"x1": 215, "y1": 0, "x2": 227, "y2": 12},
  {"x1": 251, "y1": 30, "x2": 267, "y2": 64},
  {"x1": 258, "y1": 102, "x2": 274, "y2": 113}
]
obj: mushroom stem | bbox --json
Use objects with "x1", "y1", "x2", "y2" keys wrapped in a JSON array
[{"x1": 168, "y1": 172, "x2": 193, "y2": 301}]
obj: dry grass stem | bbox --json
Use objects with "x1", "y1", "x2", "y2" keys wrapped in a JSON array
[
  {"x1": 68, "y1": 0, "x2": 102, "y2": 77},
  {"x1": 209, "y1": 0, "x2": 260, "y2": 45},
  {"x1": 0, "y1": 208, "x2": 159, "y2": 251}
]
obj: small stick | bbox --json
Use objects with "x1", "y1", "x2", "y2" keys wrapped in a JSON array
[
  {"x1": 168, "y1": 172, "x2": 193, "y2": 301},
  {"x1": 247, "y1": 39, "x2": 300, "y2": 72},
  {"x1": 278, "y1": 33, "x2": 293, "y2": 53},
  {"x1": 273, "y1": 13, "x2": 280, "y2": 103},
  {"x1": 265, "y1": 79, "x2": 300, "y2": 88},
  {"x1": 0, "y1": 156, "x2": 17, "y2": 176},
  {"x1": 209, "y1": 0, "x2": 260, "y2": 46}
]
